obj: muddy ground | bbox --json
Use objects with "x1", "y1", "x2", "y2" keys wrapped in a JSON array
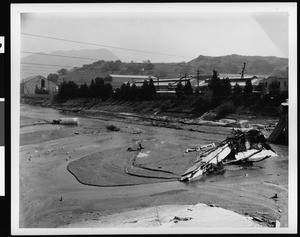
[{"x1": 19, "y1": 104, "x2": 288, "y2": 229}]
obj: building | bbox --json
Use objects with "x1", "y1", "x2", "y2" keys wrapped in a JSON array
[
  {"x1": 128, "y1": 76, "x2": 200, "y2": 93},
  {"x1": 204, "y1": 74, "x2": 266, "y2": 90},
  {"x1": 107, "y1": 74, "x2": 157, "y2": 89},
  {"x1": 260, "y1": 76, "x2": 288, "y2": 92},
  {"x1": 20, "y1": 75, "x2": 58, "y2": 95}
]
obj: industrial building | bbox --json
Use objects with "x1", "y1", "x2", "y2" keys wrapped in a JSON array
[
  {"x1": 107, "y1": 74, "x2": 157, "y2": 89},
  {"x1": 20, "y1": 75, "x2": 58, "y2": 95}
]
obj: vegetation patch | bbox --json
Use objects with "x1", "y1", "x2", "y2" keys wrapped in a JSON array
[
  {"x1": 214, "y1": 101, "x2": 236, "y2": 120},
  {"x1": 106, "y1": 125, "x2": 120, "y2": 132}
]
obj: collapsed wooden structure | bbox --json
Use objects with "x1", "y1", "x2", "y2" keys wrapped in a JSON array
[
  {"x1": 268, "y1": 100, "x2": 288, "y2": 145},
  {"x1": 180, "y1": 129, "x2": 278, "y2": 182}
]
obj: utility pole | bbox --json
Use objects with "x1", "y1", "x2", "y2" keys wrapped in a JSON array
[
  {"x1": 196, "y1": 69, "x2": 200, "y2": 90},
  {"x1": 241, "y1": 62, "x2": 246, "y2": 79}
]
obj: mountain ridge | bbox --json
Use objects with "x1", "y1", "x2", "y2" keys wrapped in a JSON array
[
  {"x1": 21, "y1": 48, "x2": 119, "y2": 79},
  {"x1": 21, "y1": 52, "x2": 288, "y2": 83}
]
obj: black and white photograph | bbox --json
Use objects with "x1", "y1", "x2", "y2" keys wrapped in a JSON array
[{"x1": 11, "y1": 2, "x2": 297, "y2": 235}]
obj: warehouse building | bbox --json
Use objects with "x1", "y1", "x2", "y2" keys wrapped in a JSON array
[{"x1": 20, "y1": 75, "x2": 58, "y2": 95}]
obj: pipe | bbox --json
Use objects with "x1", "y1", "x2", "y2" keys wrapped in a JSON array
[{"x1": 53, "y1": 118, "x2": 78, "y2": 125}]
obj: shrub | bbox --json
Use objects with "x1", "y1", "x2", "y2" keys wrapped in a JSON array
[
  {"x1": 193, "y1": 97, "x2": 212, "y2": 113},
  {"x1": 159, "y1": 100, "x2": 172, "y2": 112},
  {"x1": 106, "y1": 125, "x2": 120, "y2": 131},
  {"x1": 35, "y1": 87, "x2": 49, "y2": 94},
  {"x1": 215, "y1": 101, "x2": 236, "y2": 119}
]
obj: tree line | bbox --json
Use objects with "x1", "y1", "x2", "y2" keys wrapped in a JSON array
[
  {"x1": 55, "y1": 77, "x2": 113, "y2": 101},
  {"x1": 114, "y1": 79, "x2": 156, "y2": 100},
  {"x1": 54, "y1": 77, "x2": 157, "y2": 101},
  {"x1": 54, "y1": 69, "x2": 285, "y2": 103}
]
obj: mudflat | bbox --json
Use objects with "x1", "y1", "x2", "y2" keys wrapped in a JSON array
[{"x1": 19, "y1": 105, "x2": 288, "y2": 229}]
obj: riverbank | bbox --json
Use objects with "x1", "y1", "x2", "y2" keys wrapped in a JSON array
[{"x1": 18, "y1": 104, "x2": 288, "y2": 231}]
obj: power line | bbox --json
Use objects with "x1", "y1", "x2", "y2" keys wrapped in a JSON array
[
  {"x1": 21, "y1": 69, "x2": 57, "y2": 74},
  {"x1": 21, "y1": 49, "x2": 199, "y2": 70},
  {"x1": 21, "y1": 62, "x2": 73, "y2": 68},
  {"x1": 21, "y1": 51, "x2": 101, "y2": 61},
  {"x1": 21, "y1": 65, "x2": 62, "y2": 71},
  {"x1": 21, "y1": 64, "x2": 59, "y2": 69},
  {"x1": 21, "y1": 68, "x2": 58, "y2": 72},
  {"x1": 21, "y1": 32, "x2": 194, "y2": 60},
  {"x1": 20, "y1": 56, "x2": 200, "y2": 71}
]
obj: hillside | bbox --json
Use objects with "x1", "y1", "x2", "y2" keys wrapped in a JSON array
[
  {"x1": 22, "y1": 53, "x2": 288, "y2": 85},
  {"x1": 188, "y1": 54, "x2": 288, "y2": 76},
  {"x1": 58, "y1": 54, "x2": 288, "y2": 85},
  {"x1": 21, "y1": 48, "x2": 119, "y2": 79}
]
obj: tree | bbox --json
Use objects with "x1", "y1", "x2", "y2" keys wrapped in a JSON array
[
  {"x1": 57, "y1": 68, "x2": 67, "y2": 75},
  {"x1": 56, "y1": 81, "x2": 68, "y2": 99},
  {"x1": 243, "y1": 79, "x2": 253, "y2": 94},
  {"x1": 233, "y1": 83, "x2": 242, "y2": 95},
  {"x1": 79, "y1": 83, "x2": 89, "y2": 97},
  {"x1": 141, "y1": 80, "x2": 150, "y2": 100},
  {"x1": 255, "y1": 82, "x2": 266, "y2": 92},
  {"x1": 221, "y1": 77, "x2": 232, "y2": 96},
  {"x1": 119, "y1": 82, "x2": 131, "y2": 99},
  {"x1": 93, "y1": 77, "x2": 105, "y2": 98},
  {"x1": 175, "y1": 81, "x2": 184, "y2": 96},
  {"x1": 148, "y1": 78, "x2": 156, "y2": 96},
  {"x1": 47, "y1": 73, "x2": 59, "y2": 84},
  {"x1": 89, "y1": 79, "x2": 97, "y2": 97},
  {"x1": 129, "y1": 83, "x2": 138, "y2": 100},
  {"x1": 56, "y1": 81, "x2": 78, "y2": 99},
  {"x1": 194, "y1": 87, "x2": 200, "y2": 95},
  {"x1": 209, "y1": 70, "x2": 222, "y2": 97},
  {"x1": 103, "y1": 83, "x2": 113, "y2": 100},
  {"x1": 95, "y1": 77, "x2": 105, "y2": 86},
  {"x1": 66, "y1": 81, "x2": 79, "y2": 98},
  {"x1": 114, "y1": 87, "x2": 121, "y2": 99},
  {"x1": 119, "y1": 83, "x2": 127, "y2": 99},
  {"x1": 183, "y1": 79, "x2": 193, "y2": 95}
]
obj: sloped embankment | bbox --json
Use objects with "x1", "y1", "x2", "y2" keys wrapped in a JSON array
[{"x1": 67, "y1": 139, "x2": 200, "y2": 186}]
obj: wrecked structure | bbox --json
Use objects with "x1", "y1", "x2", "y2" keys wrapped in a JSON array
[
  {"x1": 180, "y1": 129, "x2": 278, "y2": 182},
  {"x1": 268, "y1": 100, "x2": 288, "y2": 145}
]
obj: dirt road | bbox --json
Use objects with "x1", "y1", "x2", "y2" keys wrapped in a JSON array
[{"x1": 19, "y1": 105, "x2": 288, "y2": 229}]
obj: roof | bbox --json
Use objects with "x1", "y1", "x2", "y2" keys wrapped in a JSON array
[
  {"x1": 131, "y1": 77, "x2": 195, "y2": 83},
  {"x1": 266, "y1": 76, "x2": 288, "y2": 80},
  {"x1": 21, "y1": 75, "x2": 46, "y2": 83},
  {"x1": 130, "y1": 77, "x2": 199, "y2": 87},
  {"x1": 109, "y1": 74, "x2": 157, "y2": 79},
  {"x1": 219, "y1": 73, "x2": 259, "y2": 79}
]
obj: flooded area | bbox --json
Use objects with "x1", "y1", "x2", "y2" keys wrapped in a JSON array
[{"x1": 19, "y1": 104, "x2": 288, "y2": 229}]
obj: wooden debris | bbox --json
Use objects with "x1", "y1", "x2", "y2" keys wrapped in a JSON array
[{"x1": 171, "y1": 216, "x2": 193, "y2": 223}]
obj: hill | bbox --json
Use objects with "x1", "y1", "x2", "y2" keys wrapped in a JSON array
[
  {"x1": 188, "y1": 54, "x2": 288, "y2": 76},
  {"x1": 57, "y1": 54, "x2": 288, "y2": 85},
  {"x1": 21, "y1": 48, "x2": 119, "y2": 79}
]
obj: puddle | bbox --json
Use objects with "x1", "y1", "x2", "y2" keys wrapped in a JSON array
[{"x1": 137, "y1": 151, "x2": 151, "y2": 158}]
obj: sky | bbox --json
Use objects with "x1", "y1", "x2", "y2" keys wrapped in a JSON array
[{"x1": 20, "y1": 4, "x2": 289, "y2": 63}]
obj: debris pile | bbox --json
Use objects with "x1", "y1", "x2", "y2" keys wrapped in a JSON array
[
  {"x1": 180, "y1": 129, "x2": 278, "y2": 182},
  {"x1": 170, "y1": 216, "x2": 193, "y2": 223},
  {"x1": 268, "y1": 99, "x2": 288, "y2": 145},
  {"x1": 106, "y1": 124, "x2": 120, "y2": 132}
]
